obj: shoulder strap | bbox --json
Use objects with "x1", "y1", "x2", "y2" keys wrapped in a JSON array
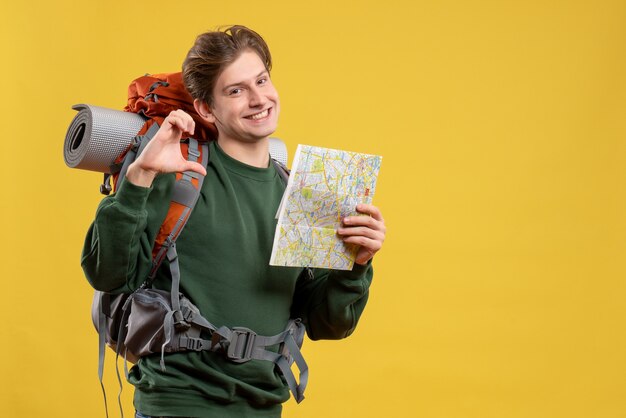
[
  {"x1": 271, "y1": 158, "x2": 290, "y2": 185},
  {"x1": 148, "y1": 138, "x2": 210, "y2": 282},
  {"x1": 109, "y1": 120, "x2": 210, "y2": 280},
  {"x1": 95, "y1": 138, "x2": 209, "y2": 418},
  {"x1": 116, "y1": 121, "x2": 159, "y2": 190}
]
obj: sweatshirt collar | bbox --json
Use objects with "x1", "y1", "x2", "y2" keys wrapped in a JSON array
[{"x1": 212, "y1": 141, "x2": 276, "y2": 181}]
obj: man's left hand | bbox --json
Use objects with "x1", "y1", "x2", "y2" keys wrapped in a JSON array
[{"x1": 337, "y1": 204, "x2": 386, "y2": 266}]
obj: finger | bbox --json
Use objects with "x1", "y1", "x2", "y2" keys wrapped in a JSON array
[
  {"x1": 355, "y1": 249, "x2": 376, "y2": 265},
  {"x1": 166, "y1": 111, "x2": 195, "y2": 137},
  {"x1": 171, "y1": 115, "x2": 195, "y2": 137},
  {"x1": 337, "y1": 226, "x2": 384, "y2": 241},
  {"x1": 182, "y1": 161, "x2": 207, "y2": 177},
  {"x1": 342, "y1": 235, "x2": 383, "y2": 253},
  {"x1": 355, "y1": 204, "x2": 384, "y2": 222},
  {"x1": 176, "y1": 110, "x2": 196, "y2": 136},
  {"x1": 343, "y1": 214, "x2": 385, "y2": 232},
  {"x1": 163, "y1": 114, "x2": 185, "y2": 135}
]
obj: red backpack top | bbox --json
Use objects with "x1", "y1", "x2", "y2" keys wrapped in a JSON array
[{"x1": 125, "y1": 72, "x2": 217, "y2": 141}]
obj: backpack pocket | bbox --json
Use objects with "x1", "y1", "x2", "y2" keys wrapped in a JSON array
[{"x1": 124, "y1": 288, "x2": 202, "y2": 363}]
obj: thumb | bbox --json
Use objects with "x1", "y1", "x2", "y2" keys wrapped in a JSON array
[{"x1": 182, "y1": 161, "x2": 208, "y2": 177}]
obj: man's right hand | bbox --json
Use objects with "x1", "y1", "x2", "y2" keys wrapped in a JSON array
[{"x1": 126, "y1": 110, "x2": 208, "y2": 187}]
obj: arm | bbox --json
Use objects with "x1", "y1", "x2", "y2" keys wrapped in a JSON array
[
  {"x1": 81, "y1": 179, "x2": 166, "y2": 293},
  {"x1": 290, "y1": 204, "x2": 386, "y2": 340},
  {"x1": 81, "y1": 110, "x2": 205, "y2": 293},
  {"x1": 291, "y1": 262, "x2": 373, "y2": 340}
]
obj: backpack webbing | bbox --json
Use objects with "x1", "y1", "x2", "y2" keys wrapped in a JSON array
[
  {"x1": 96, "y1": 133, "x2": 307, "y2": 418},
  {"x1": 98, "y1": 132, "x2": 209, "y2": 418}
]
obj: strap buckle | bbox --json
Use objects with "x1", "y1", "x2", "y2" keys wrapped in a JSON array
[
  {"x1": 187, "y1": 145, "x2": 200, "y2": 159},
  {"x1": 173, "y1": 310, "x2": 190, "y2": 331},
  {"x1": 184, "y1": 337, "x2": 203, "y2": 351},
  {"x1": 226, "y1": 327, "x2": 257, "y2": 363}
]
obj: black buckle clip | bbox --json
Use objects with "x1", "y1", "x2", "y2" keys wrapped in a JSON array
[
  {"x1": 100, "y1": 173, "x2": 112, "y2": 195},
  {"x1": 227, "y1": 327, "x2": 257, "y2": 363}
]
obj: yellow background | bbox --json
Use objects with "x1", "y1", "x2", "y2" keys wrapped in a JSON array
[{"x1": 1, "y1": 0, "x2": 625, "y2": 417}]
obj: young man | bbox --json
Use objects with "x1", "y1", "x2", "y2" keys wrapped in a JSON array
[{"x1": 82, "y1": 26, "x2": 386, "y2": 418}]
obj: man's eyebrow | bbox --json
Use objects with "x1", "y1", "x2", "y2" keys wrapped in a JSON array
[{"x1": 222, "y1": 70, "x2": 268, "y2": 91}]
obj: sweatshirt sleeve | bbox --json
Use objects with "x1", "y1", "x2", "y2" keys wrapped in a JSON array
[
  {"x1": 81, "y1": 176, "x2": 172, "y2": 293},
  {"x1": 290, "y1": 261, "x2": 373, "y2": 340}
]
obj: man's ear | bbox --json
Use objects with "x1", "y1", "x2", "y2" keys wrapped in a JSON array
[{"x1": 194, "y1": 99, "x2": 216, "y2": 123}]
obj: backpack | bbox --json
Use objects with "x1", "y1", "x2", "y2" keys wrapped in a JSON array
[{"x1": 87, "y1": 73, "x2": 308, "y2": 417}]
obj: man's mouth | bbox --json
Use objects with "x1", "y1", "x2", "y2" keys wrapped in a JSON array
[{"x1": 246, "y1": 108, "x2": 270, "y2": 120}]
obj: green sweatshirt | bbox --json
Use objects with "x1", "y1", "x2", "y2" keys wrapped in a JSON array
[{"x1": 82, "y1": 141, "x2": 373, "y2": 418}]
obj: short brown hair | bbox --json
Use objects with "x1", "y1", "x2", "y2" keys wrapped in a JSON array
[{"x1": 182, "y1": 25, "x2": 272, "y2": 106}]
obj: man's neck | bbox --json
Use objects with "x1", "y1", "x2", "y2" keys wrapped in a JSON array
[{"x1": 217, "y1": 137, "x2": 270, "y2": 168}]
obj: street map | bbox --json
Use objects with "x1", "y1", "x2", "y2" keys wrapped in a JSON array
[{"x1": 270, "y1": 145, "x2": 382, "y2": 270}]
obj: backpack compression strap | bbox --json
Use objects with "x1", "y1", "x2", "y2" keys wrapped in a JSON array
[
  {"x1": 173, "y1": 315, "x2": 309, "y2": 403},
  {"x1": 102, "y1": 136, "x2": 308, "y2": 404},
  {"x1": 152, "y1": 151, "x2": 308, "y2": 402}
]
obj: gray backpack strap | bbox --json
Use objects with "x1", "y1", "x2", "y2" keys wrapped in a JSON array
[
  {"x1": 96, "y1": 293, "x2": 111, "y2": 418},
  {"x1": 253, "y1": 320, "x2": 308, "y2": 403},
  {"x1": 155, "y1": 138, "x2": 209, "y2": 370},
  {"x1": 115, "y1": 122, "x2": 160, "y2": 190},
  {"x1": 168, "y1": 152, "x2": 309, "y2": 401},
  {"x1": 207, "y1": 319, "x2": 309, "y2": 402},
  {"x1": 100, "y1": 121, "x2": 158, "y2": 195},
  {"x1": 95, "y1": 138, "x2": 209, "y2": 415},
  {"x1": 95, "y1": 290, "x2": 132, "y2": 418},
  {"x1": 148, "y1": 138, "x2": 209, "y2": 281},
  {"x1": 114, "y1": 296, "x2": 134, "y2": 418},
  {"x1": 271, "y1": 158, "x2": 289, "y2": 185}
]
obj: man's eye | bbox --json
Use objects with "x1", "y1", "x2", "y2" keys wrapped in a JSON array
[
  {"x1": 229, "y1": 88, "x2": 242, "y2": 95},
  {"x1": 257, "y1": 78, "x2": 267, "y2": 85}
]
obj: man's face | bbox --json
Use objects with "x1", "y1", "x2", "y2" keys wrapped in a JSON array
[{"x1": 206, "y1": 50, "x2": 280, "y2": 144}]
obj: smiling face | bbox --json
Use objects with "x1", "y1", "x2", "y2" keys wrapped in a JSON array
[{"x1": 197, "y1": 50, "x2": 280, "y2": 145}]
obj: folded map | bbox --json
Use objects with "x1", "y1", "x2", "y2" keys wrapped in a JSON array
[{"x1": 270, "y1": 145, "x2": 382, "y2": 270}]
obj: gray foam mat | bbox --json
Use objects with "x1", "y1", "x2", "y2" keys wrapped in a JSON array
[{"x1": 64, "y1": 104, "x2": 146, "y2": 173}]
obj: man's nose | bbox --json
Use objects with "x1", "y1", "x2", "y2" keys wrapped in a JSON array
[{"x1": 249, "y1": 87, "x2": 266, "y2": 107}]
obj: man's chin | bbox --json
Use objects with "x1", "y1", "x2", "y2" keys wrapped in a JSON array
[
  {"x1": 246, "y1": 127, "x2": 278, "y2": 142},
  {"x1": 233, "y1": 134, "x2": 274, "y2": 144}
]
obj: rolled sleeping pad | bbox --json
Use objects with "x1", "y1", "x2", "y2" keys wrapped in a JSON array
[
  {"x1": 64, "y1": 104, "x2": 146, "y2": 173},
  {"x1": 64, "y1": 104, "x2": 289, "y2": 173}
]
